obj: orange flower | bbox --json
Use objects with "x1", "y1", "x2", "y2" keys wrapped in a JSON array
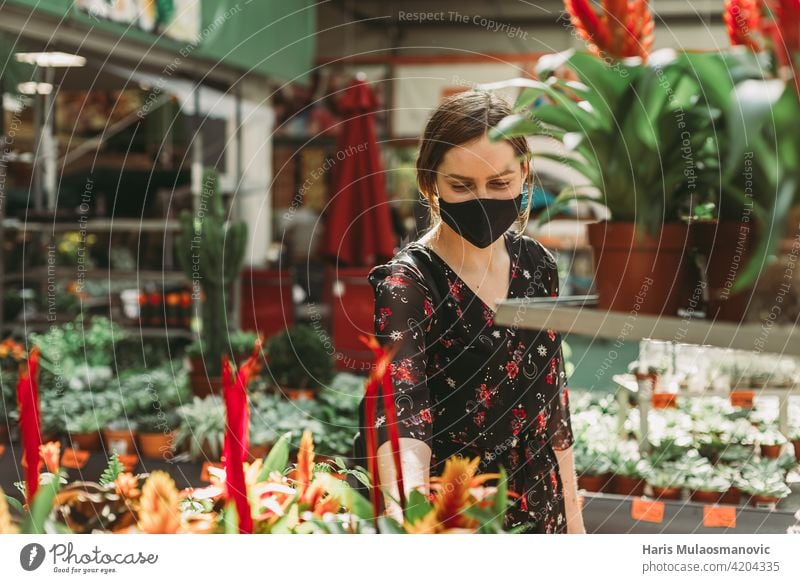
[
  {"x1": 137, "y1": 471, "x2": 181, "y2": 534},
  {"x1": 114, "y1": 472, "x2": 141, "y2": 500},
  {"x1": 405, "y1": 456, "x2": 501, "y2": 534},
  {"x1": 39, "y1": 441, "x2": 61, "y2": 474}
]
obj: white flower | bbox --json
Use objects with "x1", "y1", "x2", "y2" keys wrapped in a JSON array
[
  {"x1": 390, "y1": 330, "x2": 403, "y2": 341},
  {"x1": 537, "y1": 344, "x2": 547, "y2": 356},
  {"x1": 446, "y1": 377, "x2": 456, "y2": 388},
  {"x1": 375, "y1": 415, "x2": 386, "y2": 427},
  {"x1": 492, "y1": 330, "x2": 501, "y2": 338},
  {"x1": 523, "y1": 269, "x2": 531, "y2": 279}
]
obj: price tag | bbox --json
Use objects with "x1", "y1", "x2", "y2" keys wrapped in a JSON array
[
  {"x1": 652, "y1": 393, "x2": 677, "y2": 409},
  {"x1": 200, "y1": 461, "x2": 223, "y2": 482},
  {"x1": 703, "y1": 505, "x2": 736, "y2": 528},
  {"x1": 631, "y1": 498, "x2": 665, "y2": 523},
  {"x1": 118, "y1": 454, "x2": 139, "y2": 472},
  {"x1": 61, "y1": 448, "x2": 89, "y2": 469},
  {"x1": 730, "y1": 390, "x2": 755, "y2": 408}
]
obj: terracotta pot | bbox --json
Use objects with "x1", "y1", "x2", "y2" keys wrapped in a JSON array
[
  {"x1": 689, "y1": 489, "x2": 725, "y2": 504},
  {"x1": 138, "y1": 431, "x2": 177, "y2": 459},
  {"x1": 103, "y1": 428, "x2": 137, "y2": 456},
  {"x1": 68, "y1": 431, "x2": 102, "y2": 451},
  {"x1": 587, "y1": 221, "x2": 693, "y2": 315},
  {"x1": 691, "y1": 219, "x2": 756, "y2": 323},
  {"x1": 721, "y1": 487, "x2": 741, "y2": 506},
  {"x1": 615, "y1": 475, "x2": 646, "y2": 497},
  {"x1": 282, "y1": 387, "x2": 317, "y2": 401},
  {"x1": 650, "y1": 485, "x2": 683, "y2": 501},
  {"x1": 578, "y1": 473, "x2": 608, "y2": 493},
  {"x1": 749, "y1": 494, "x2": 779, "y2": 508},
  {"x1": 792, "y1": 439, "x2": 800, "y2": 462},
  {"x1": 760, "y1": 443, "x2": 783, "y2": 459}
]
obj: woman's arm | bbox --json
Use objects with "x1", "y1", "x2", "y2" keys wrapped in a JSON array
[
  {"x1": 555, "y1": 446, "x2": 586, "y2": 534},
  {"x1": 377, "y1": 438, "x2": 432, "y2": 523}
]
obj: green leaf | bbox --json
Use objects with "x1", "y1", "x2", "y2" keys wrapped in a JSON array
[
  {"x1": 257, "y1": 431, "x2": 291, "y2": 482},
  {"x1": 21, "y1": 474, "x2": 62, "y2": 534},
  {"x1": 403, "y1": 489, "x2": 432, "y2": 524},
  {"x1": 377, "y1": 515, "x2": 406, "y2": 534},
  {"x1": 5, "y1": 493, "x2": 24, "y2": 515},
  {"x1": 222, "y1": 500, "x2": 239, "y2": 534},
  {"x1": 98, "y1": 453, "x2": 124, "y2": 487}
]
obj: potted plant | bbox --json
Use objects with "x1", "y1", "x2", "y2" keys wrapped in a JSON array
[
  {"x1": 174, "y1": 396, "x2": 226, "y2": 461},
  {"x1": 739, "y1": 458, "x2": 793, "y2": 507},
  {"x1": 573, "y1": 442, "x2": 613, "y2": 492},
  {"x1": 136, "y1": 411, "x2": 181, "y2": 459},
  {"x1": 65, "y1": 413, "x2": 104, "y2": 451},
  {"x1": 176, "y1": 168, "x2": 248, "y2": 397},
  {"x1": 790, "y1": 427, "x2": 800, "y2": 462},
  {"x1": 758, "y1": 428, "x2": 788, "y2": 459},
  {"x1": 685, "y1": 466, "x2": 733, "y2": 505},
  {"x1": 265, "y1": 325, "x2": 334, "y2": 401},
  {"x1": 646, "y1": 465, "x2": 685, "y2": 501},
  {"x1": 610, "y1": 441, "x2": 650, "y2": 497},
  {"x1": 103, "y1": 419, "x2": 138, "y2": 456},
  {"x1": 229, "y1": 330, "x2": 260, "y2": 364}
]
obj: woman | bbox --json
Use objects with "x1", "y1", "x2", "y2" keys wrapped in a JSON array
[{"x1": 365, "y1": 90, "x2": 584, "y2": 534}]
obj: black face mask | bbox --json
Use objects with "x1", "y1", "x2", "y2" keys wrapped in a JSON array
[{"x1": 438, "y1": 191, "x2": 524, "y2": 248}]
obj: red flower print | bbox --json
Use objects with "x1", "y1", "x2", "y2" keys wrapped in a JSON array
[
  {"x1": 535, "y1": 412, "x2": 547, "y2": 433},
  {"x1": 385, "y1": 275, "x2": 410, "y2": 286},
  {"x1": 392, "y1": 359, "x2": 414, "y2": 382},
  {"x1": 506, "y1": 361, "x2": 518, "y2": 379},
  {"x1": 377, "y1": 307, "x2": 392, "y2": 331},
  {"x1": 476, "y1": 383, "x2": 496, "y2": 407},
  {"x1": 423, "y1": 298, "x2": 433, "y2": 318},
  {"x1": 473, "y1": 411, "x2": 486, "y2": 427},
  {"x1": 547, "y1": 328, "x2": 556, "y2": 342},
  {"x1": 419, "y1": 408, "x2": 433, "y2": 423},
  {"x1": 449, "y1": 279, "x2": 463, "y2": 302},
  {"x1": 510, "y1": 406, "x2": 527, "y2": 436},
  {"x1": 549, "y1": 469, "x2": 558, "y2": 489}
]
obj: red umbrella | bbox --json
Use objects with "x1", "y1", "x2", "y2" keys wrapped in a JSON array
[{"x1": 322, "y1": 75, "x2": 397, "y2": 266}]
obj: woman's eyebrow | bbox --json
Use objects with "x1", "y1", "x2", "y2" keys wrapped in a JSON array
[{"x1": 445, "y1": 168, "x2": 515, "y2": 180}]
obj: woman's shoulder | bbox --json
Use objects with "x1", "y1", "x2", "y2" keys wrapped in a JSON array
[{"x1": 367, "y1": 245, "x2": 434, "y2": 298}]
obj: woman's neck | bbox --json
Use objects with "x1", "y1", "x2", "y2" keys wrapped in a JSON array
[{"x1": 421, "y1": 220, "x2": 508, "y2": 274}]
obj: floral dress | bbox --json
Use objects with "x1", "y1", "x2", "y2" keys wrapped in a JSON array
[{"x1": 365, "y1": 230, "x2": 575, "y2": 534}]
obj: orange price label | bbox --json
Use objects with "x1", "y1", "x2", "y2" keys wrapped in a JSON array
[
  {"x1": 652, "y1": 393, "x2": 677, "y2": 409},
  {"x1": 631, "y1": 498, "x2": 665, "y2": 523},
  {"x1": 61, "y1": 448, "x2": 89, "y2": 469},
  {"x1": 118, "y1": 454, "x2": 138, "y2": 472},
  {"x1": 730, "y1": 391, "x2": 755, "y2": 408},
  {"x1": 200, "y1": 461, "x2": 223, "y2": 482},
  {"x1": 703, "y1": 505, "x2": 736, "y2": 528},
  {"x1": 0, "y1": 444, "x2": 5, "y2": 458}
]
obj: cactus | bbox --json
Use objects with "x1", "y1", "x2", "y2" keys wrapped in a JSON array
[{"x1": 177, "y1": 168, "x2": 248, "y2": 377}]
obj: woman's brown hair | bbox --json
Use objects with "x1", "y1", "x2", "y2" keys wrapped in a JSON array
[{"x1": 415, "y1": 89, "x2": 533, "y2": 239}]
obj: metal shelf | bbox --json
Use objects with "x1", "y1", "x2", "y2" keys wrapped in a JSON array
[
  {"x1": 493, "y1": 300, "x2": 799, "y2": 357},
  {"x1": 582, "y1": 491, "x2": 798, "y2": 534},
  {"x1": 2, "y1": 218, "x2": 182, "y2": 232},
  {"x1": 4, "y1": 267, "x2": 188, "y2": 283}
]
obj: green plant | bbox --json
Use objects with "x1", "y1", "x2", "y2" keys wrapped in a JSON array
[
  {"x1": 136, "y1": 411, "x2": 181, "y2": 434},
  {"x1": 758, "y1": 428, "x2": 788, "y2": 446},
  {"x1": 265, "y1": 325, "x2": 334, "y2": 390},
  {"x1": 609, "y1": 442, "x2": 651, "y2": 479},
  {"x1": 30, "y1": 315, "x2": 126, "y2": 375},
  {"x1": 64, "y1": 412, "x2": 104, "y2": 434},
  {"x1": 684, "y1": 463, "x2": 732, "y2": 493},
  {"x1": 484, "y1": 49, "x2": 738, "y2": 236},
  {"x1": 176, "y1": 168, "x2": 247, "y2": 378},
  {"x1": 98, "y1": 454, "x2": 125, "y2": 487},
  {"x1": 175, "y1": 396, "x2": 226, "y2": 460},
  {"x1": 573, "y1": 441, "x2": 612, "y2": 476},
  {"x1": 229, "y1": 330, "x2": 259, "y2": 357},
  {"x1": 646, "y1": 463, "x2": 686, "y2": 490}
]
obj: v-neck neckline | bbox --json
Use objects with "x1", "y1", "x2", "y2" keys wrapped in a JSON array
[{"x1": 412, "y1": 231, "x2": 517, "y2": 316}]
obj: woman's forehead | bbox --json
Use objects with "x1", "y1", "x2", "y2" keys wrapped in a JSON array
[{"x1": 438, "y1": 136, "x2": 519, "y2": 178}]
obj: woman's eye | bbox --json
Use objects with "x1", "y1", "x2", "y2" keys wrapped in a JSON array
[
  {"x1": 491, "y1": 182, "x2": 511, "y2": 189},
  {"x1": 450, "y1": 184, "x2": 471, "y2": 192}
]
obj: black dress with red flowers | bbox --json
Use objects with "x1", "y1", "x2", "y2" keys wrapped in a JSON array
[{"x1": 364, "y1": 230, "x2": 575, "y2": 534}]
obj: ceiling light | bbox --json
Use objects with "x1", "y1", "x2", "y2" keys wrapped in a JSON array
[
  {"x1": 17, "y1": 82, "x2": 53, "y2": 95},
  {"x1": 15, "y1": 52, "x2": 86, "y2": 67}
]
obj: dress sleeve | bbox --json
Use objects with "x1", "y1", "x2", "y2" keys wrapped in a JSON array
[
  {"x1": 366, "y1": 263, "x2": 436, "y2": 450},
  {"x1": 540, "y1": 242, "x2": 575, "y2": 451}
]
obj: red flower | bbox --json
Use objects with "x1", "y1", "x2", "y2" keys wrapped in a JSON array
[
  {"x1": 377, "y1": 307, "x2": 392, "y2": 331},
  {"x1": 506, "y1": 361, "x2": 519, "y2": 379},
  {"x1": 473, "y1": 411, "x2": 486, "y2": 427},
  {"x1": 536, "y1": 412, "x2": 547, "y2": 433},
  {"x1": 419, "y1": 408, "x2": 433, "y2": 423},
  {"x1": 547, "y1": 328, "x2": 556, "y2": 342}
]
